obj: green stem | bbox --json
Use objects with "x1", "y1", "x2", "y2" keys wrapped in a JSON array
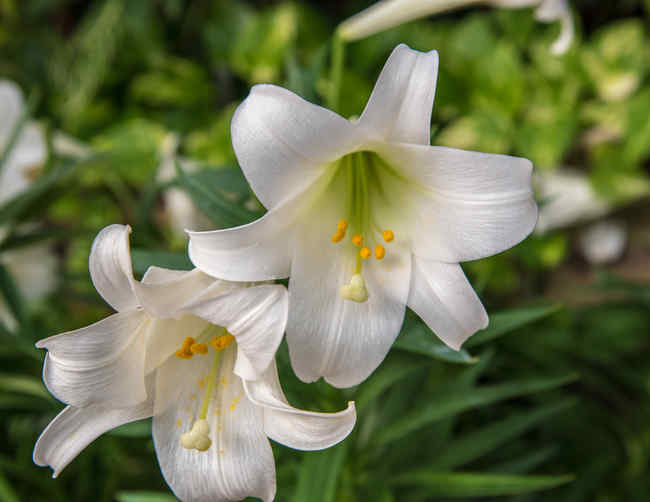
[{"x1": 327, "y1": 33, "x2": 345, "y2": 113}]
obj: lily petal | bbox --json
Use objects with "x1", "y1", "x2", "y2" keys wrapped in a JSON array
[
  {"x1": 359, "y1": 44, "x2": 438, "y2": 146},
  {"x1": 376, "y1": 142, "x2": 537, "y2": 262},
  {"x1": 185, "y1": 285, "x2": 288, "y2": 381},
  {"x1": 33, "y1": 380, "x2": 153, "y2": 478},
  {"x1": 231, "y1": 84, "x2": 362, "y2": 210},
  {"x1": 187, "y1": 189, "x2": 307, "y2": 282},
  {"x1": 244, "y1": 361, "x2": 356, "y2": 450},
  {"x1": 286, "y1": 197, "x2": 411, "y2": 388},
  {"x1": 153, "y1": 346, "x2": 275, "y2": 502},
  {"x1": 89, "y1": 224, "x2": 139, "y2": 312},
  {"x1": 38, "y1": 311, "x2": 148, "y2": 408},
  {"x1": 407, "y1": 256, "x2": 488, "y2": 350}
]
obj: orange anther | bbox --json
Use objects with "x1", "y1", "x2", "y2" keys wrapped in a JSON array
[
  {"x1": 210, "y1": 333, "x2": 235, "y2": 351},
  {"x1": 360, "y1": 247, "x2": 371, "y2": 259},
  {"x1": 331, "y1": 231, "x2": 345, "y2": 243},
  {"x1": 337, "y1": 219, "x2": 348, "y2": 232},
  {"x1": 352, "y1": 234, "x2": 363, "y2": 247},
  {"x1": 190, "y1": 343, "x2": 208, "y2": 355},
  {"x1": 382, "y1": 230, "x2": 394, "y2": 242},
  {"x1": 375, "y1": 245, "x2": 386, "y2": 260}
]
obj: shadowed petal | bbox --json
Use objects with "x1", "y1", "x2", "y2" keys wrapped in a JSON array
[
  {"x1": 33, "y1": 377, "x2": 153, "y2": 478},
  {"x1": 407, "y1": 257, "x2": 488, "y2": 350},
  {"x1": 244, "y1": 361, "x2": 356, "y2": 450}
]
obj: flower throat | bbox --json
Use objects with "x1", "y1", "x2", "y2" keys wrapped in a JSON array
[{"x1": 329, "y1": 151, "x2": 396, "y2": 303}]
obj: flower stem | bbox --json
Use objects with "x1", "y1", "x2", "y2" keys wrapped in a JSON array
[{"x1": 327, "y1": 32, "x2": 345, "y2": 113}]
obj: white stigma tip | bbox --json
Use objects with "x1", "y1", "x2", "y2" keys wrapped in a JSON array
[
  {"x1": 340, "y1": 273, "x2": 369, "y2": 303},
  {"x1": 180, "y1": 419, "x2": 212, "y2": 452}
]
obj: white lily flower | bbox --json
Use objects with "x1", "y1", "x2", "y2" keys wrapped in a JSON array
[
  {"x1": 338, "y1": 0, "x2": 573, "y2": 55},
  {"x1": 33, "y1": 224, "x2": 356, "y2": 502},
  {"x1": 534, "y1": 169, "x2": 610, "y2": 234},
  {"x1": 0, "y1": 80, "x2": 56, "y2": 330},
  {"x1": 157, "y1": 133, "x2": 214, "y2": 235},
  {"x1": 188, "y1": 45, "x2": 537, "y2": 388}
]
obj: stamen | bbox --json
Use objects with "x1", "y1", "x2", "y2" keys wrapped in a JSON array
[
  {"x1": 360, "y1": 247, "x2": 371, "y2": 259},
  {"x1": 190, "y1": 343, "x2": 208, "y2": 355},
  {"x1": 382, "y1": 229, "x2": 394, "y2": 242},
  {"x1": 375, "y1": 245, "x2": 386, "y2": 260},
  {"x1": 210, "y1": 333, "x2": 235, "y2": 351},
  {"x1": 340, "y1": 273, "x2": 369, "y2": 303},
  {"x1": 175, "y1": 336, "x2": 196, "y2": 359},
  {"x1": 337, "y1": 219, "x2": 348, "y2": 232},
  {"x1": 331, "y1": 230, "x2": 345, "y2": 243},
  {"x1": 352, "y1": 234, "x2": 363, "y2": 247}
]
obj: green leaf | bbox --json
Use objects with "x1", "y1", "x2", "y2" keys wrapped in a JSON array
[
  {"x1": 394, "y1": 310, "x2": 477, "y2": 364},
  {"x1": 292, "y1": 440, "x2": 348, "y2": 502},
  {"x1": 430, "y1": 399, "x2": 576, "y2": 470},
  {"x1": 376, "y1": 373, "x2": 578, "y2": 445},
  {"x1": 115, "y1": 492, "x2": 177, "y2": 502},
  {"x1": 130, "y1": 249, "x2": 192, "y2": 276},
  {"x1": 391, "y1": 472, "x2": 573, "y2": 497},
  {"x1": 0, "y1": 374, "x2": 50, "y2": 399},
  {"x1": 109, "y1": 418, "x2": 152, "y2": 438},
  {"x1": 356, "y1": 353, "x2": 428, "y2": 411},
  {"x1": 0, "y1": 263, "x2": 26, "y2": 326},
  {"x1": 0, "y1": 470, "x2": 20, "y2": 502},
  {"x1": 466, "y1": 304, "x2": 562, "y2": 347},
  {"x1": 175, "y1": 162, "x2": 260, "y2": 229}
]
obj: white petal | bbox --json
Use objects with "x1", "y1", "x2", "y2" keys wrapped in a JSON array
[
  {"x1": 244, "y1": 360, "x2": 355, "y2": 450},
  {"x1": 359, "y1": 44, "x2": 439, "y2": 145},
  {"x1": 38, "y1": 311, "x2": 149, "y2": 407},
  {"x1": 91, "y1": 224, "x2": 220, "y2": 317},
  {"x1": 376, "y1": 142, "x2": 537, "y2": 263},
  {"x1": 153, "y1": 345, "x2": 275, "y2": 502},
  {"x1": 143, "y1": 314, "x2": 209, "y2": 374},
  {"x1": 231, "y1": 84, "x2": 362, "y2": 210},
  {"x1": 0, "y1": 80, "x2": 24, "y2": 147},
  {"x1": 535, "y1": 0, "x2": 574, "y2": 55},
  {"x1": 185, "y1": 285, "x2": 288, "y2": 381},
  {"x1": 33, "y1": 379, "x2": 153, "y2": 477},
  {"x1": 187, "y1": 191, "x2": 304, "y2": 282},
  {"x1": 286, "y1": 197, "x2": 411, "y2": 388},
  {"x1": 407, "y1": 257, "x2": 488, "y2": 350},
  {"x1": 89, "y1": 224, "x2": 139, "y2": 312}
]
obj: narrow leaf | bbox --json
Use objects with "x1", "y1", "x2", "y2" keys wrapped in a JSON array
[
  {"x1": 292, "y1": 440, "x2": 348, "y2": 502},
  {"x1": 115, "y1": 492, "x2": 177, "y2": 502},
  {"x1": 466, "y1": 304, "x2": 562, "y2": 347},
  {"x1": 391, "y1": 472, "x2": 573, "y2": 496},
  {"x1": 430, "y1": 399, "x2": 576, "y2": 469},
  {"x1": 376, "y1": 373, "x2": 578, "y2": 445}
]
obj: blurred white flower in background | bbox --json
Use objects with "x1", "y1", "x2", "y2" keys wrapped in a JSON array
[
  {"x1": 338, "y1": 0, "x2": 574, "y2": 55},
  {"x1": 578, "y1": 220, "x2": 627, "y2": 265},
  {"x1": 0, "y1": 80, "x2": 57, "y2": 330},
  {"x1": 157, "y1": 133, "x2": 214, "y2": 236},
  {"x1": 534, "y1": 169, "x2": 610, "y2": 234}
]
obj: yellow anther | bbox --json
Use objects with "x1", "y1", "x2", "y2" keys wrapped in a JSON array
[
  {"x1": 337, "y1": 219, "x2": 348, "y2": 232},
  {"x1": 360, "y1": 247, "x2": 371, "y2": 259},
  {"x1": 175, "y1": 349, "x2": 193, "y2": 359},
  {"x1": 382, "y1": 229, "x2": 394, "y2": 242},
  {"x1": 190, "y1": 343, "x2": 208, "y2": 355},
  {"x1": 331, "y1": 230, "x2": 345, "y2": 243},
  {"x1": 176, "y1": 336, "x2": 196, "y2": 359},
  {"x1": 352, "y1": 234, "x2": 363, "y2": 247},
  {"x1": 375, "y1": 245, "x2": 386, "y2": 260},
  {"x1": 210, "y1": 333, "x2": 235, "y2": 351}
]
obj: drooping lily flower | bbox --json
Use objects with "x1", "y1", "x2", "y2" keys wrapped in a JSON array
[
  {"x1": 33, "y1": 224, "x2": 356, "y2": 502},
  {"x1": 188, "y1": 45, "x2": 537, "y2": 388},
  {"x1": 0, "y1": 80, "x2": 56, "y2": 330},
  {"x1": 337, "y1": 0, "x2": 574, "y2": 55}
]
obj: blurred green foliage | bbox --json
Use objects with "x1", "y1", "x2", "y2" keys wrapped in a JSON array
[{"x1": 1, "y1": 0, "x2": 650, "y2": 501}]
